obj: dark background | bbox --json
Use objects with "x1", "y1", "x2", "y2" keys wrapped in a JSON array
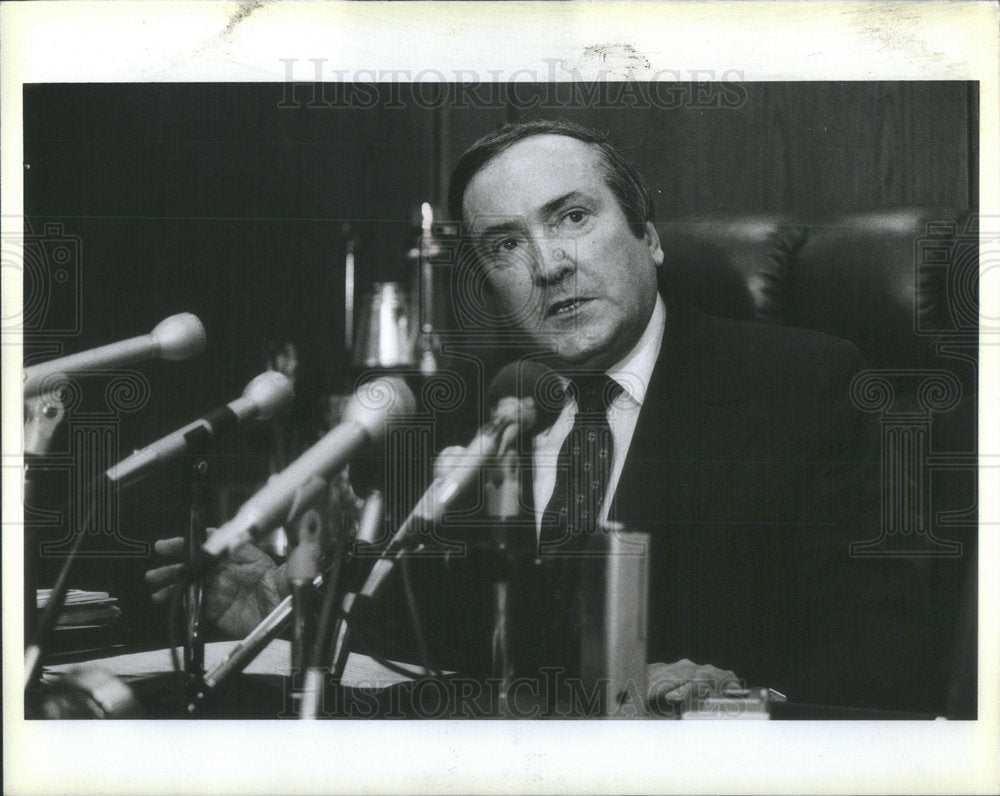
[{"x1": 23, "y1": 81, "x2": 977, "y2": 647}]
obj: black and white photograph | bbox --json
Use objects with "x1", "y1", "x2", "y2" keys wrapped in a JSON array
[{"x1": 3, "y1": 2, "x2": 998, "y2": 794}]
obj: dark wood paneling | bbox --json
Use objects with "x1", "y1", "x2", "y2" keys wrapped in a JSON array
[
  {"x1": 452, "y1": 82, "x2": 973, "y2": 219},
  {"x1": 438, "y1": 96, "x2": 510, "y2": 213}
]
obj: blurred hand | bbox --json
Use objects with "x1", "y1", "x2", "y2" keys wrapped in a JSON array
[
  {"x1": 145, "y1": 534, "x2": 289, "y2": 638},
  {"x1": 24, "y1": 393, "x2": 65, "y2": 455},
  {"x1": 647, "y1": 659, "x2": 741, "y2": 709}
]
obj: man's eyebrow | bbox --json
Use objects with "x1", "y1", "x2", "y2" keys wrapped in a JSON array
[
  {"x1": 476, "y1": 219, "x2": 524, "y2": 238},
  {"x1": 540, "y1": 190, "x2": 590, "y2": 218}
]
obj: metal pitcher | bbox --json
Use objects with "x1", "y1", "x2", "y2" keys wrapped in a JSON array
[{"x1": 353, "y1": 282, "x2": 415, "y2": 368}]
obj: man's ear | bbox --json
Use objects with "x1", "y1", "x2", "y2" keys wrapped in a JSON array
[{"x1": 645, "y1": 222, "x2": 664, "y2": 267}]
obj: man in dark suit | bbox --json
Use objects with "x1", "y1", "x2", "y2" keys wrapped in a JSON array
[
  {"x1": 441, "y1": 118, "x2": 932, "y2": 711},
  {"x1": 149, "y1": 118, "x2": 934, "y2": 713}
]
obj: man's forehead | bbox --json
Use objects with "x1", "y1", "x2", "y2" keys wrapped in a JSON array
[{"x1": 462, "y1": 134, "x2": 606, "y2": 226}]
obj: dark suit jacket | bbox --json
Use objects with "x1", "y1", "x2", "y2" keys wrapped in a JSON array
[
  {"x1": 605, "y1": 301, "x2": 936, "y2": 711},
  {"x1": 362, "y1": 298, "x2": 940, "y2": 713}
]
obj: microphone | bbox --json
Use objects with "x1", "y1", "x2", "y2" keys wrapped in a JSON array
[
  {"x1": 23, "y1": 313, "x2": 207, "y2": 398},
  {"x1": 106, "y1": 371, "x2": 294, "y2": 488},
  {"x1": 408, "y1": 360, "x2": 561, "y2": 525},
  {"x1": 354, "y1": 489, "x2": 385, "y2": 548},
  {"x1": 198, "y1": 376, "x2": 416, "y2": 562},
  {"x1": 354, "y1": 362, "x2": 560, "y2": 604}
]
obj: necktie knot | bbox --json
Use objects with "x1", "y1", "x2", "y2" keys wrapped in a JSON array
[{"x1": 569, "y1": 374, "x2": 622, "y2": 415}]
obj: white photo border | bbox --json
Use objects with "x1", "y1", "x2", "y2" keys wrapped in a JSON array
[{"x1": 2, "y1": 2, "x2": 998, "y2": 794}]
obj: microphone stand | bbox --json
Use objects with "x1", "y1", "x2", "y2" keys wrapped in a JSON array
[
  {"x1": 22, "y1": 392, "x2": 66, "y2": 681},
  {"x1": 485, "y1": 429, "x2": 521, "y2": 717},
  {"x1": 191, "y1": 573, "x2": 323, "y2": 710},
  {"x1": 192, "y1": 478, "x2": 351, "y2": 717},
  {"x1": 281, "y1": 474, "x2": 339, "y2": 717},
  {"x1": 325, "y1": 491, "x2": 385, "y2": 690},
  {"x1": 23, "y1": 393, "x2": 108, "y2": 696},
  {"x1": 24, "y1": 516, "x2": 89, "y2": 693},
  {"x1": 146, "y1": 422, "x2": 217, "y2": 714},
  {"x1": 183, "y1": 452, "x2": 211, "y2": 712},
  {"x1": 298, "y1": 529, "x2": 351, "y2": 720},
  {"x1": 286, "y1": 507, "x2": 324, "y2": 717},
  {"x1": 303, "y1": 490, "x2": 383, "y2": 718}
]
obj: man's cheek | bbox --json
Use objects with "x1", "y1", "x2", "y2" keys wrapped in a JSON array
[{"x1": 490, "y1": 279, "x2": 544, "y2": 327}]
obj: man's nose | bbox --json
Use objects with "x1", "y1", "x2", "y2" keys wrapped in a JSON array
[{"x1": 532, "y1": 236, "x2": 575, "y2": 284}]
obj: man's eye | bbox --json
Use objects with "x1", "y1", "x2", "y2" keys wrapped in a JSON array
[
  {"x1": 485, "y1": 236, "x2": 523, "y2": 260},
  {"x1": 564, "y1": 209, "x2": 588, "y2": 225}
]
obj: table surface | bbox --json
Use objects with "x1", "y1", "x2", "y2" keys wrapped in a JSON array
[
  {"x1": 44, "y1": 638, "x2": 420, "y2": 689},
  {"x1": 40, "y1": 641, "x2": 941, "y2": 720}
]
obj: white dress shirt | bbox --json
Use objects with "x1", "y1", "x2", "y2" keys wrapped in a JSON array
[{"x1": 532, "y1": 294, "x2": 667, "y2": 533}]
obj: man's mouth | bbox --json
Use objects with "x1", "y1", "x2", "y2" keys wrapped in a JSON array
[{"x1": 546, "y1": 297, "x2": 590, "y2": 318}]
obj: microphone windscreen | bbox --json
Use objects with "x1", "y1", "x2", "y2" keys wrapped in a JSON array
[
  {"x1": 150, "y1": 313, "x2": 207, "y2": 360},
  {"x1": 342, "y1": 376, "x2": 417, "y2": 440},
  {"x1": 244, "y1": 371, "x2": 294, "y2": 419},
  {"x1": 487, "y1": 360, "x2": 563, "y2": 434}
]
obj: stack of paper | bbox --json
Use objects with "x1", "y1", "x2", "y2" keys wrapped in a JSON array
[{"x1": 37, "y1": 589, "x2": 121, "y2": 628}]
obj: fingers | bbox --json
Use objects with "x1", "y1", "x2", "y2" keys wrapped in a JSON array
[
  {"x1": 647, "y1": 659, "x2": 693, "y2": 703},
  {"x1": 145, "y1": 562, "x2": 185, "y2": 592},
  {"x1": 148, "y1": 533, "x2": 225, "y2": 607},
  {"x1": 154, "y1": 529, "x2": 218, "y2": 560},
  {"x1": 153, "y1": 537, "x2": 186, "y2": 559},
  {"x1": 647, "y1": 659, "x2": 742, "y2": 706},
  {"x1": 150, "y1": 585, "x2": 178, "y2": 605},
  {"x1": 147, "y1": 539, "x2": 185, "y2": 605},
  {"x1": 227, "y1": 540, "x2": 272, "y2": 565}
]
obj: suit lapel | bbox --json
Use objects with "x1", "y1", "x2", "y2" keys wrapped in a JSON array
[
  {"x1": 517, "y1": 302, "x2": 766, "y2": 533},
  {"x1": 609, "y1": 304, "x2": 765, "y2": 529}
]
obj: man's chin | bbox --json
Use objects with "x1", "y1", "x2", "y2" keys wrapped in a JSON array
[{"x1": 537, "y1": 340, "x2": 612, "y2": 372}]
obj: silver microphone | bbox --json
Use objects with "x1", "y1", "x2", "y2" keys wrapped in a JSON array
[
  {"x1": 106, "y1": 371, "x2": 294, "y2": 487},
  {"x1": 23, "y1": 313, "x2": 207, "y2": 397},
  {"x1": 406, "y1": 360, "x2": 561, "y2": 525},
  {"x1": 358, "y1": 360, "x2": 561, "y2": 599},
  {"x1": 200, "y1": 377, "x2": 416, "y2": 561}
]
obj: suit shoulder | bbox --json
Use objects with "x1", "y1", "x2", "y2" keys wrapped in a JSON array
[{"x1": 672, "y1": 307, "x2": 865, "y2": 379}]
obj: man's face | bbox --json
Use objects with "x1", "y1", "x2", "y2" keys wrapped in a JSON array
[{"x1": 462, "y1": 135, "x2": 663, "y2": 371}]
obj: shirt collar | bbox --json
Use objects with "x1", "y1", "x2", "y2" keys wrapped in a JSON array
[
  {"x1": 541, "y1": 293, "x2": 667, "y2": 424},
  {"x1": 606, "y1": 293, "x2": 666, "y2": 407}
]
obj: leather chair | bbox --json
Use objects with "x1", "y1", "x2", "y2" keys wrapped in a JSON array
[{"x1": 658, "y1": 207, "x2": 978, "y2": 717}]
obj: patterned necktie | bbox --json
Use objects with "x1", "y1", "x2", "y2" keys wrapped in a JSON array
[{"x1": 539, "y1": 374, "x2": 622, "y2": 554}]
